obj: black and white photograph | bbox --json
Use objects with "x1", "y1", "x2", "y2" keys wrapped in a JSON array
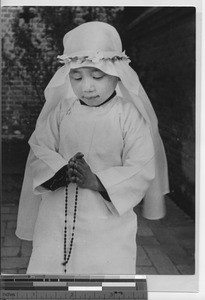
[{"x1": 1, "y1": 1, "x2": 204, "y2": 298}]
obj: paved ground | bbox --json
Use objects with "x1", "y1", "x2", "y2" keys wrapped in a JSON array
[{"x1": 1, "y1": 196, "x2": 195, "y2": 275}]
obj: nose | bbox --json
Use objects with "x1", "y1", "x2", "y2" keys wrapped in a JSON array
[{"x1": 82, "y1": 77, "x2": 95, "y2": 92}]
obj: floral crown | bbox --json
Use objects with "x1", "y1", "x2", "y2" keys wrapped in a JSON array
[{"x1": 57, "y1": 50, "x2": 130, "y2": 64}]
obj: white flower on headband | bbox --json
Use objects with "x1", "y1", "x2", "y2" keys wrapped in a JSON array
[
  {"x1": 87, "y1": 51, "x2": 104, "y2": 63},
  {"x1": 57, "y1": 54, "x2": 72, "y2": 64},
  {"x1": 121, "y1": 51, "x2": 129, "y2": 59},
  {"x1": 57, "y1": 51, "x2": 130, "y2": 64}
]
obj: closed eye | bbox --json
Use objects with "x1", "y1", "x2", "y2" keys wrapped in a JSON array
[
  {"x1": 93, "y1": 76, "x2": 104, "y2": 80},
  {"x1": 71, "y1": 76, "x2": 82, "y2": 81}
]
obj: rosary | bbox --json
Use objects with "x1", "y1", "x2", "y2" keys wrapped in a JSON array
[{"x1": 62, "y1": 165, "x2": 78, "y2": 274}]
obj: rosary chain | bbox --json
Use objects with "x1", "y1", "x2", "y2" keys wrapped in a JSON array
[{"x1": 62, "y1": 165, "x2": 78, "y2": 274}]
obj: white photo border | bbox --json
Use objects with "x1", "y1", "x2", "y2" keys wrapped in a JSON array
[{"x1": 1, "y1": 0, "x2": 204, "y2": 298}]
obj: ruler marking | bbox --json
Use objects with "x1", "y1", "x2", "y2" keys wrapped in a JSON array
[
  {"x1": 33, "y1": 282, "x2": 67, "y2": 287},
  {"x1": 68, "y1": 286, "x2": 102, "y2": 291},
  {"x1": 1, "y1": 276, "x2": 147, "y2": 299},
  {"x1": 68, "y1": 282, "x2": 101, "y2": 286},
  {"x1": 102, "y1": 282, "x2": 136, "y2": 287},
  {"x1": 1, "y1": 290, "x2": 148, "y2": 299}
]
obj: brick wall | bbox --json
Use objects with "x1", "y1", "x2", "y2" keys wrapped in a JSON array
[
  {"x1": 1, "y1": 7, "x2": 196, "y2": 217},
  {"x1": 1, "y1": 6, "x2": 45, "y2": 139},
  {"x1": 124, "y1": 7, "x2": 195, "y2": 217}
]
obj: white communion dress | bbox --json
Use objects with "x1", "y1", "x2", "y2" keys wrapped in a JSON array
[{"x1": 26, "y1": 94, "x2": 155, "y2": 275}]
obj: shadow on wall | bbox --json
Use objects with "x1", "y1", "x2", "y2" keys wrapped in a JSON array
[
  {"x1": 123, "y1": 7, "x2": 196, "y2": 219},
  {"x1": 2, "y1": 140, "x2": 29, "y2": 205}
]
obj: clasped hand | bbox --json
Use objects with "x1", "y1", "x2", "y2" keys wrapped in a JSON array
[{"x1": 67, "y1": 152, "x2": 100, "y2": 191}]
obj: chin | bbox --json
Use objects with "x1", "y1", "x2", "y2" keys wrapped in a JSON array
[{"x1": 84, "y1": 98, "x2": 104, "y2": 107}]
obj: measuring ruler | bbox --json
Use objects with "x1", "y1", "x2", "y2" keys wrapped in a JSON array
[{"x1": 1, "y1": 275, "x2": 147, "y2": 299}]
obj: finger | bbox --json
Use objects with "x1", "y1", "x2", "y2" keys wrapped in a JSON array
[
  {"x1": 73, "y1": 169, "x2": 84, "y2": 181},
  {"x1": 68, "y1": 168, "x2": 76, "y2": 181},
  {"x1": 70, "y1": 160, "x2": 85, "y2": 171},
  {"x1": 76, "y1": 161, "x2": 91, "y2": 175},
  {"x1": 70, "y1": 176, "x2": 77, "y2": 183},
  {"x1": 75, "y1": 152, "x2": 84, "y2": 159},
  {"x1": 76, "y1": 158, "x2": 89, "y2": 168},
  {"x1": 69, "y1": 153, "x2": 80, "y2": 164},
  {"x1": 75, "y1": 154, "x2": 86, "y2": 162},
  {"x1": 74, "y1": 163, "x2": 86, "y2": 174},
  {"x1": 68, "y1": 167, "x2": 74, "y2": 175},
  {"x1": 69, "y1": 161, "x2": 75, "y2": 167},
  {"x1": 68, "y1": 160, "x2": 74, "y2": 168},
  {"x1": 76, "y1": 177, "x2": 84, "y2": 186}
]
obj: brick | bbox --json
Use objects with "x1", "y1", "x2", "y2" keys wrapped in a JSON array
[
  {"x1": 1, "y1": 269, "x2": 18, "y2": 274},
  {"x1": 18, "y1": 269, "x2": 27, "y2": 274},
  {"x1": 1, "y1": 221, "x2": 6, "y2": 237},
  {"x1": 1, "y1": 214, "x2": 17, "y2": 221},
  {"x1": 177, "y1": 264, "x2": 195, "y2": 275},
  {"x1": 144, "y1": 219, "x2": 163, "y2": 228},
  {"x1": 9, "y1": 206, "x2": 18, "y2": 214},
  {"x1": 5, "y1": 227, "x2": 16, "y2": 236},
  {"x1": 1, "y1": 246, "x2": 20, "y2": 257},
  {"x1": 7, "y1": 221, "x2": 17, "y2": 229},
  {"x1": 162, "y1": 246, "x2": 194, "y2": 265},
  {"x1": 168, "y1": 226, "x2": 195, "y2": 241},
  {"x1": 3, "y1": 13, "x2": 11, "y2": 18},
  {"x1": 135, "y1": 266, "x2": 158, "y2": 275},
  {"x1": 1, "y1": 256, "x2": 30, "y2": 269},
  {"x1": 136, "y1": 236, "x2": 160, "y2": 246},
  {"x1": 136, "y1": 246, "x2": 152, "y2": 266},
  {"x1": 144, "y1": 246, "x2": 180, "y2": 274},
  {"x1": 3, "y1": 234, "x2": 21, "y2": 247},
  {"x1": 21, "y1": 241, "x2": 32, "y2": 257},
  {"x1": 138, "y1": 216, "x2": 163, "y2": 229},
  {"x1": 137, "y1": 225, "x2": 154, "y2": 237},
  {"x1": 150, "y1": 228, "x2": 174, "y2": 243},
  {"x1": 181, "y1": 239, "x2": 195, "y2": 250},
  {"x1": 1, "y1": 206, "x2": 10, "y2": 213}
]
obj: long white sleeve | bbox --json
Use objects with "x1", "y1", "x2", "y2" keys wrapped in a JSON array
[{"x1": 28, "y1": 101, "x2": 68, "y2": 193}]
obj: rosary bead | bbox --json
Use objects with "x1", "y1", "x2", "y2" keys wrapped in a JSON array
[{"x1": 63, "y1": 185, "x2": 78, "y2": 273}]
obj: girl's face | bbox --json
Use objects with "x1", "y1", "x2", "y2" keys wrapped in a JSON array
[{"x1": 69, "y1": 67, "x2": 118, "y2": 106}]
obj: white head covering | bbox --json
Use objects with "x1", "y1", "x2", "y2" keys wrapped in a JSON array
[{"x1": 16, "y1": 21, "x2": 169, "y2": 241}]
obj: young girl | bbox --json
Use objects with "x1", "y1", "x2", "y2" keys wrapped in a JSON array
[{"x1": 16, "y1": 21, "x2": 169, "y2": 275}]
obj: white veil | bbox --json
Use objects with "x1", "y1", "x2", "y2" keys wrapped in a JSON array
[{"x1": 16, "y1": 21, "x2": 169, "y2": 241}]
